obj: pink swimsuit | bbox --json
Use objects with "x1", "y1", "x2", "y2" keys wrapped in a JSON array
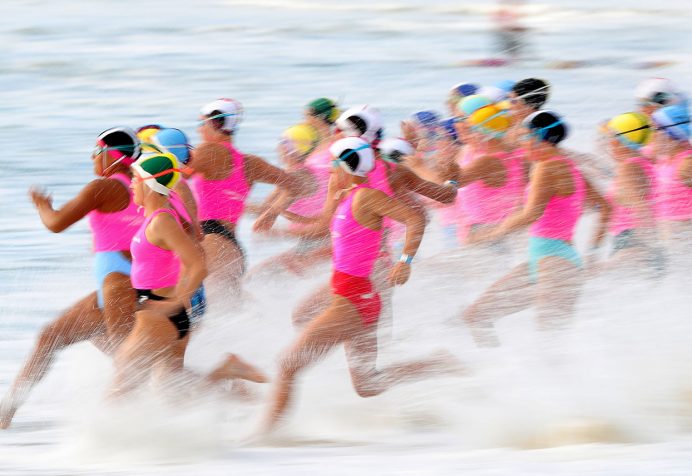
[
  {"x1": 459, "y1": 150, "x2": 525, "y2": 226},
  {"x1": 190, "y1": 142, "x2": 250, "y2": 223},
  {"x1": 130, "y1": 209, "x2": 181, "y2": 290},
  {"x1": 88, "y1": 173, "x2": 143, "y2": 251},
  {"x1": 529, "y1": 157, "x2": 585, "y2": 241},
  {"x1": 655, "y1": 150, "x2": 692, "y2": 222},
  {"x1": 608, "y1": 157, "x2": 656, "y2": 236},
  {"x1": 330, "y1": 184, "x2": 383, "y2": 325},
  {"x1": 286, "y1": 150, "x2": 331, "y2": 219}
]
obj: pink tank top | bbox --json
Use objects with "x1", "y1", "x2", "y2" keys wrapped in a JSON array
[
  {"x1": 331, "y1": 185, "x2": 383, "y2": 278},
  {"x1": 286, "y1": 157, "x2": 330, "y2": 218},
  {"x1": 529, "y1": 157, "x2": 585, "y2": 242},
  {"x1": 190, "y1": 142, "x2": 250, "y2": 223},
  {"x1": 459, "y1": 150, "x2": 525, "y2": 225},
  {"x1": 88, "y1": 173, "x2": 144, "y2": 252},
  {"x1": 130, "y1": 209, "x2": 181, "y2": 289},
  {"x1": 655, "y1": 150, "x2": 692, "y2": 221},
  {"x1": 608, "y1": 157, "x2": 655, "y2": 236}
]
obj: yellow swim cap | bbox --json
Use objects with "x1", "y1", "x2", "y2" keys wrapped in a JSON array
[
  {"x1": 606, "y1": 112, "x2": 651, "y2": 147},
  {"x1": 282, "y1": 123, "x2": 319, "y2": 158},
  {"x1": 468, "y1": 104, "x2": 511, "y2": 136}
]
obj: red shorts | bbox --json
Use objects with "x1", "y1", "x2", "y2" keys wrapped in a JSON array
[{"x1": 331, "y1": 270, "x2": 381, "y2": 326}]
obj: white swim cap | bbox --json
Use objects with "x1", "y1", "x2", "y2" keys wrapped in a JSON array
[
  {"x1": 377, "y1": 137, "x2": 414, "y2": 163},
  {"x1": 635, "y1": 78, "x2": 680, "y2": 106},
  {"x1": 200, "y1": 98, "x2": 243, "y2": 132},
  {"x1": 335, "y1": 105, "x2": 384, "y2": 144},
  {"x1": 329, "y1": 137, "x2": 375, "y2": 177}
]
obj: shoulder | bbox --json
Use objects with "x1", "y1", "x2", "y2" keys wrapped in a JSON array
[{"x1": 149, "y1": 210, "x2": 180, "y2": 232}]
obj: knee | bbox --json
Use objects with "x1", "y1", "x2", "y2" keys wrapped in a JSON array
[
  {"x1": 352, "y1": 379, "x2": 380, "y2": 398},
  {"x1": 278, "y1": 354, "x2": 305, "y2": 382},
  {"x1": 37, "y1": 324, "x2": 68, "y2": 350}
]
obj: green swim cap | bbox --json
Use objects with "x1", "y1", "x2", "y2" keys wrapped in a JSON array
[
  {"x1": 307, "y1": 98, "x2": 340, "y2": 124},
  {"x1": 132, "y1": 152, "x2": 181, "y2": 196}
]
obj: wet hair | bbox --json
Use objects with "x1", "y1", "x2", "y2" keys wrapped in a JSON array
[
  {"x1": 101, "y1": 129, "x2": 137, "y2": 157},
  {"x1": 512, "y1": 78, "x2": 550, "y2": 110},
  {"x1": 524, "y1": 110, "x2": 568, "y2": 145},
  {"x1": 206, "y1": 109, "x2": 230, "y2": 133},
  {"x1": 345, "y1": 115, "x2": 368, "y2": 136},
  {"x1": 337, "y1": 147, "x2": 362, "y2": 172}
]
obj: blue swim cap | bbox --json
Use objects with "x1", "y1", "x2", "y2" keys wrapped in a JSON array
[
  {"x1": 439, "y1": 118, "x2": 458, "y2": 142},
  {"x1": 411, "y1": 110, "x2": 441, "y2": 129},
  {"x1": 652, "y1": 104, "x2": 690, "y2": 141},
  {"x1": 154, "y1": 128, "x2": 192, "y2": 164},
  {"x1": 495, "y1": 80, "x2": 516, "y2": 93},
  {"x1": 459, "y1": 95, "x2": 492, "y2": 117},
  {"x1": 452, "y1": 82, "x2": 479, "y2": 98}
]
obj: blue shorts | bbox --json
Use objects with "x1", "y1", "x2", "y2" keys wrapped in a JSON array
[
  {"x1": 94, "y1": 251, "x2": 132, "y2": 308},
  {"x1": 528, "y1": 236, "x2": 582, "y2": 282}
]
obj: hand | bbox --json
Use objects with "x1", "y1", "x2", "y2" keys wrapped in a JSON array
[
  {"x1": 252, "y1": 210, "x2": 279, "y2": 233},
  {"x1": 388, "y1": 262, "x2": 411, "y2": 286},
  {"x1": 28, "y1": 187, "x2": 53, "y2": 209},
  {"x1": 466, "y1": 226, "x2": 498, "y2": 245}
]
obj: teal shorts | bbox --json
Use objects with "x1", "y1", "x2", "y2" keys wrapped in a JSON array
[
  {"x1": 528, "y1": 236, "x2": 582, "y2": 282},
  {"x1": 93, "y1": 251, "x2": 132, "y2": 308}
]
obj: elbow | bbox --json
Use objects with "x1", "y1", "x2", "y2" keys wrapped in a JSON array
[{"x1": 45, "y1": 222, "x2": 66, "y2": 233}]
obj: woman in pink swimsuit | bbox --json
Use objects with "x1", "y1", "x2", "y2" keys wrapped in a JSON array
[
  {"x1": 1, "y1": 128, "x2": 143, "y2": 428},
  {"x1": 461, "y1": 111, "x2": 610, "y2": 347},
  {"x1": 600, "y1": 112, "x2": 661, "y2": 273},
  {"x1": 261, "y1": 137, "x2": 460, "y2": 433},
  {"x1": 651, "y1": 104, "x2": 692, "y2": 245},
  {"x1": 188, "y1": 98, "x2": 300, "y2": 295},
  {"x1": 112, "y1": 153, "x2": 266, "y2": 394}
]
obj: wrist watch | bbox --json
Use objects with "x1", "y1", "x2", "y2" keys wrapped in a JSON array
[{"x1": 399, "y1": 254, "x2": 414, "y2": 265}]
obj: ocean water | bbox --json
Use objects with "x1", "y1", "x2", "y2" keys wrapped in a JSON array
[{"x1": 1, "y1": 0, "x2": 692, "y2": 474}]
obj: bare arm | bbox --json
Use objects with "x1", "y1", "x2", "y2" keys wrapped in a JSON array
[
  {"x1": 363, "y1": 189, "x2": 426, "y2": 285},
  {"x1": 397, "y1": 164, "x2": 457, "y2": 204},
  {"x1": 491, "y1": 160, "x2": 557, "y2": 239},
  {"x1": 679, "y1": 154, "x2": 692, "y2": 187},
  {"x1": 29, "y1": 179, "x2": 124, "y2": 233}
]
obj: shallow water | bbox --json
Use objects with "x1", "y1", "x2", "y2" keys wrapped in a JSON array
[{"x1": 2, "y1": 0, "x2": 692, "y2": 474}]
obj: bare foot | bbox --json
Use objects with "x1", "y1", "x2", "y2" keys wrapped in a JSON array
[
  {"x1": 0, "y1": 400, "x2": 17, "y2": 429},
  {"x1": 210, "y1": 354, "x2": 268, "y2": 384}
]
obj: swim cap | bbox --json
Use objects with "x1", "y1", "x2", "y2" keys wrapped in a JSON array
[
  {"x1": 605, "y1": 112, "x2": 652, "y2": 149},
  {"x1": 635, "y1": 78, "x2": 679, "y2": 106},
  {"x1": 438, "y1": 118, "x2": 459, "y2": 142},
  {"x1": 450, "y1": 82, "x2": 479, "y2": 98},
  {"x1": 478, "y1": 85, "x2": 507, "y2": 103},
  {"x1": 306, "y1": 98, "x2": 340, "y2": 124},
  {"x1": 136, "y1": 124, "x2": 164, "y2": 143},
  {"x1": 378, "y1": 137, "x2": 414, "y2": 163},
  {"x1": 495, "y1": 79, "x2": 516, "y2": 93},
  {"x1": 329, "y1": 137, "x2": 375, "y2": 177},
  {"x1": 335, "y1": 105, "x2": 384, "y2": 144},
  {"x1": 468, "y1": 104, "x2": 510, "y2": 137},
  {"x1": 458, "y1": 95, "x2": 493, "y2": 117},
  {"x1": 410, "y1": 110, "x2": 441, "y2": 130},
  {"x1": 522, "y1": 110, "x2": 568, "y2": 145},
  {"x1": 200, "y1": 98, "x2": 243, "y2": 133},
  {"x1": 281, "y1": 123, "x2": 319, "y2": 158},
  {"x1": 95, "y1": 127, "x2": 141, "y2": 167},
  {"x1": 131, "y1": 152, "x2": 181, "y2": 196},
  {"x1": 153, "y1": 128, "x2": 192, "y2": 164},
  {"x1": 511, "y1": 78, "x2": 550, "y2": 109},
  {"x1": 652, "y1": 104, "x2": 691, "y2": 141}
]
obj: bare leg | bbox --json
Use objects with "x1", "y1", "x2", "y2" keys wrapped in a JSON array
[
  {"x1": 1, "y1": 293, "x2": 104, "y2": 428},
  {"x1": 263, "y1": 296, "x2": 362, "y2": 433},
  {"x1": 535, "y1": 257, "x2": 583, "y2": 332},
  {"x1": 203, "y1": 234, "x2": 245, "y2": 298},
  {"x1": 291, "y1": 282, "x2": 332, "y2": 328},
  {"x1": 345, "y1": 322, "x2": 463, "y2": 398},
  {"x1": 100, "y1": 272, "x2": 137, "y2": 351},
  {"x1": 110, "y1": 310, "x2": 179, "y2": 397},
  {"x1": 461, "y1": 263, "x2": 534, "y2": 347}
]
